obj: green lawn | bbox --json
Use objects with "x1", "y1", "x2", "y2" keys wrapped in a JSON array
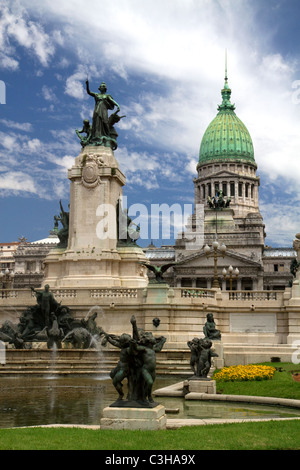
[
  {"x1": 214, "y1": 362, "x2": 300, "y2": 399},
  {"x1": 0, "y1": 420, "x2": 299, "y2": 450},
  {"x1": 0, "y1": 362, "x2": 299, "y2": 450}
]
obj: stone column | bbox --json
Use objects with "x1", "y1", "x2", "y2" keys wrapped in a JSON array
[
  {"x1": 68, "y1": 146, "x2": 125, "y2": 252},
  {"x1": 43, "y1": 146, "x2": 148, "y2": 288}
]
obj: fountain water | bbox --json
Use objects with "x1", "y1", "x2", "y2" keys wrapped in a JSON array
[
  {"x1": 47, "y1": 343, "x2": 58, "y2": 379},
  {"x1": 84, "y1": 306, "x2": 107, "y2": 375}
]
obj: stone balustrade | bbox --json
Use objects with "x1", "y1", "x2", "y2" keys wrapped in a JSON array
[
  {"x1": 90, "y1": 288, "x2": 139, "y2": 298},
  {"x1": 0, "y1": 287, "x2": 144, "y2": 307},
  {"x1": 179, "y1": 288, "x2": 216, "y2": 299},
  {"x1": 0, "y1": 284, "x2": 298, "y2": 348},
  {"x1": 228, "y1": 290, "x2": 284, "y2": 301},
  {"x1": 0, "y1": 286, "x2": 286, "y2": 305}
]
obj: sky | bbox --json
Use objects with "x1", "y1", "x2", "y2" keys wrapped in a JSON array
[{"x1": 1, "y1": 0, "x2": 300, "y2": 248}]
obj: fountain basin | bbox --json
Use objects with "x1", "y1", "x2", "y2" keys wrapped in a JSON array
[{"x1": 0, "y1": 376, "x2": 300, "y2": 429}]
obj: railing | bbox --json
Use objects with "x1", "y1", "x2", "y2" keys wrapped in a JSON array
[
  {"x1": 0, "y1": 287, "x2": 285, "y2": 304},
  {"x1": 0, "y1": 289, "x2": 19, "y2": 299},
  {"x1": 228, "y1": 290, "x2": 283, "y2": 301},
  {"x1": 51, "y1": 289, "x2": 77, "y2": 298},
  {"x1": 0, "y1": 287, "x2": 141, "y2": 303},
  {"x1": 180, "y1": 288, "x2": 216, "y2": 299},
  {"x1": 90, "y1": 288, "x2": 138, "y2": 298}
]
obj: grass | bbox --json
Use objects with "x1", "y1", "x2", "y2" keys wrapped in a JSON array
[
  {"x1": 214, "y1": 362, "x2": 300, "y2": 399},
  {"x1": 0, "y1": 420, "x2": 299, "y2": 450},
  {"x1": 0, "y1": 362, "x2": 299, "y2": 450}
]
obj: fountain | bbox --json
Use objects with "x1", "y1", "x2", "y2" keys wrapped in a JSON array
[
  {"x1": 47, "y1": 343, "x2": 58, "y2": 379},
  {"x1": 1, "y1": 77, "x2": 300, "y2": 431},
  {"x1": 98, "y1": 315, "x2": 168, "y2": 429}
]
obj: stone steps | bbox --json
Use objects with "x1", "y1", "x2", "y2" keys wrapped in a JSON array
[
  {"x1": 0, "y1": 343, "x2": 296, "y2": 376},
  {"x1": 0, "y1": 349, "x2": 192, "y2": 376}
]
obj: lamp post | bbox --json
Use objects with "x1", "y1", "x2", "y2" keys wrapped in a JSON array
[
  {"x1": 204, "y1": 240, "x2": 226, "y2": 288},
  {"x1": 222, "y1": 265, "x2": 239, "y2": 290},
  {"x1": 0, "y1": 268, "x2": 15, "y2": 292}
]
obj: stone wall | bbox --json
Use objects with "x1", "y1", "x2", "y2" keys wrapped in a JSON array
[{"x1": 0, "y1": 285, "x2": 298, "y2": 346}]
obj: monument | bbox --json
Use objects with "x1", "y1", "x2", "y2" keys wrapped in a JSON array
[
  {"x1": 187, "y1": 337, "x2": 218, "y2": 379},
  {"x1": 203, "y1": 313, "x2": 222, "y2": 340},
  {"x1": 100, "y1": 315, "x2": 167, "y2": 430},
  {"x1": 185, "y1": 314, "x2": 223, "y2": 395},
  {"x1": 0, "y1": 285, "x2": 102, "y2": 350},
  {"x1": 43, "y1": 80, "x2": 148, "y2": 288}
]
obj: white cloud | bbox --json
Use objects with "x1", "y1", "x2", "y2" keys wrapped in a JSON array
[
  {"x1": 2, "y1": 0, "x2": 300, "y2": 245},
  {"x1": 1, "y1": 133, "x2": 19, "y2": 151},
  {"x1": 0, "y1": 52, "x2": 19, "y2": 70},
  {"x1": 42, "y1": 85, "x2": 57, "y2": 102},
  {"x1": 0, "y1": 1, "x2": 55, "y2": 68},
  {"x1": 52, "y1": 155, "x2": 74, "y2": 172},
  {"x1": 117, "y1": 147, "x2": 160, "y2": 174},
  {"x1": 260, "y1": 200, "x2": 300, "y2": 247},
  {"x1": 65, "y1": 69, "x2": 86, "y2": 100},
  {"x1": 186, "y1": 158, "x2": 198, "y2": 175},
  {"x1": 0, "y1": 120, "x2": 33, "y2": 132},
  {"x1": 0, "y1": 171, "x2": 37, "y2": 194},
  {"x1": 25, "y1": 138, "x2": 41, "y2": 152}
]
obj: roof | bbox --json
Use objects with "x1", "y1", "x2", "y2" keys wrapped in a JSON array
[
  {"x1": 199, "y1": 78, "x2": 255, "y2": 165},
  {"x1": 31, "y1": 231, "x2": 59, "y2": 245},
  {"x1": 145, "y1": 248, "x2": 175, "y2": 261},
  {"x1": 263, "y1": 247, "x2": 296, "y2": 258}
]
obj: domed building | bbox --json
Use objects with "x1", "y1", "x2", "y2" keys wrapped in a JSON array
[
  {"x1": 196, "y1": 73, "x2": 259, "y2": 218},
  {"x1": 150, "y1": 71, "x2": 295, "y2": 291}
]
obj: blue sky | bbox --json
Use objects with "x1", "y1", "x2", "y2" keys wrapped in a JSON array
[{"x1": 1, "y1": 0, "x2": 300, "y2": 248}]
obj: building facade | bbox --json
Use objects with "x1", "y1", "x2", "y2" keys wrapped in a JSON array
[
  {"x1": 145, "y1": 74, "x2": 295, "y2": 290},
  {"x1": 1, "y1": 75, "x2": 296, "y2": 291}
]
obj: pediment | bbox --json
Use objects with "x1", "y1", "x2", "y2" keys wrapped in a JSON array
[
  {"x1": 212, "y1": 169, "x2": 238, "y2": 178},
  {"x1": 175, "y1": 248, "x2": 262, "y2": 270}
]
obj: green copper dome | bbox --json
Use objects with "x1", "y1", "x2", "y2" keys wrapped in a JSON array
[{"x1": 199, "y1": 77, "x2": 255, "y2": 165}]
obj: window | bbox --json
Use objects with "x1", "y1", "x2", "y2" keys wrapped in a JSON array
[
  {"x1": 238, "y1": 182, "x2": 243, "y2": 197},
  {"x1": 26, "y1": 261, "x2": 36, "y2": 272},
  {"x1": 230, "y1": 182, "x2": 235, "y2": 196},
  {"x1": 222, "y1": 182, "x2": 227, "y2": 196},
  {"x1": 181, "y1": 278, "x2": 192, "y2": 287},
  {"x1": 196, "y1": 279, "x2": 207, "y2": 288},
  {"x1": 279, "y1": 264, "x2": 285, "y2": 272}
]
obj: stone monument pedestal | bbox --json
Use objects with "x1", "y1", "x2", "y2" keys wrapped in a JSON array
[
  {"x1": 212, "y1": 341, "x2": 224, "y2": 369},
  {"x1": 185, "y1": 377, "x2": 216, "y2": 394},
  {"x1": 43, "y1": 145, "x2": 148, "y2": 288},
  {"x1": 100, "y1": 404, "x2": 167, "y2": 430},
  {"x1": 144, "y1": 283, "x2": 173, "y2": 304}
]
